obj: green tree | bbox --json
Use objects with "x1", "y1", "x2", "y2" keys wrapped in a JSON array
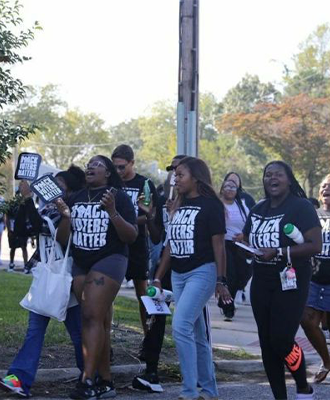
[
  {"x1": 284, "y1": 24, "x2": 330, "y2": 97},
  {"x1": 8, "y1": 85, "x2": 111, "y2": 169},
  {"x1": 0, "y1": 0, "x2": 40, "y2": 165}
]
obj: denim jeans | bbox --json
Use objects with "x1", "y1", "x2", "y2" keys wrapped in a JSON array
[
  {"x1": 171, "y1": 262, "x2": 218, "y2": 399},
  {"x1": 8, "y1": 305, "x2": 83, "y2": 395}
]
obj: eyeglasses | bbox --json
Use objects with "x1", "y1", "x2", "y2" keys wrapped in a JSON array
[
  {"x1": 223, "y1": 185, "x2": 237, "y2": 191},
  {"x1": 85, "y1": 161, "x2": 107, "y2": 169},
  {"x1": 114, "y1": 164, "x2": 127, "y2": 171}
]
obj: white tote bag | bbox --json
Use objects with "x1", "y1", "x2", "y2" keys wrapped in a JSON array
[{"x1": 20, "y1": 217, "x2": 73, "y2": 322}]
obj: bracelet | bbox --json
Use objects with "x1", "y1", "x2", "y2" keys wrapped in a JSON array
[
  {"x1": 110, "y1": 212, "x2": 119, "y2": 220},
  {"x1": 153, "y1": 278, "x2": 161, "y2": 283}
]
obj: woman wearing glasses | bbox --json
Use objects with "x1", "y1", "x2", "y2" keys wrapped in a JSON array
[
  {"x1": 57, "y1": 155, "x2": 138, "y2": 400},
  {"x1": 219, "y1": 179, "x2": 249, "y2": 321}
]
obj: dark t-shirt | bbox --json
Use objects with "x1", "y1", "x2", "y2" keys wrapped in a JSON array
[
  {"x1": 67, "y1": 187, "x2": 136, "y2": 269},
  {"x1": 154, "y1": 194, "x2": 169, "y2": 244},
  {"x1": 243, "y1": 194, "x2": 320, "y2": 271},
  {"x1": 167, "y1": 196, "x2": 226, "y2": 273},
  {"x1": 123, "y1": 173, "x2": 158, "y2": 266},
  {"x1": 312, "y1": 208, "x2": 330, "y2": 284}
]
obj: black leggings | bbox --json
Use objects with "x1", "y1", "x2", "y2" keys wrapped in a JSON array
[
  {"x1": 251, "y1": 265, "x2": 311, "y2": 400},
  {"x1": 225, "y1": 240, "x2": 252, "y2": 300}
]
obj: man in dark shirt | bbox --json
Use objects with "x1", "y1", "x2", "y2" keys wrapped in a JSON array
[{"x1": 111, "y1": 145, "x2": 157, "y2": 335}]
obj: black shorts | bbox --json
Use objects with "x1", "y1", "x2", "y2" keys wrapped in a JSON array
[
  {"x1": 73, "y1": 254, "x2": 128, "y2": 285},
  {"x1": 125, "y1": 258, "x2": 149, "y2": 281},
  {"x1": 8, "y1": 234, "x2": 28, "y2": 249}
]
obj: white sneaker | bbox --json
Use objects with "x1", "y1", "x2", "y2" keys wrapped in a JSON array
[{"x1": 125, "y1": 279, "x2": 134, "y2": 289}]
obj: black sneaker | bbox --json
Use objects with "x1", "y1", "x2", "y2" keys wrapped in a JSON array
[
  {"x1": 95, "y1": 378, "x2": 116, "y2": 399},
  {"x1": 132, "y1": 372, "x2": 163, "y2": 393},
  {"x1": 69, "y1": 379, "x2": 97, "y2": 400}
]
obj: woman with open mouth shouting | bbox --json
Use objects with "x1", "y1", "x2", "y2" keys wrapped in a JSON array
[
  {"x1": 56, "y1": 155, "x2": 138, "y2": 400},
  {"x1": 301, "y1": 174, "x2": 330, "y2": 385},
  {"x1": 242, "y1": 161, "x2": 322, "y2": 400}
]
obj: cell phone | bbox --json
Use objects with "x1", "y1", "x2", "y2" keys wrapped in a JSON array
[{"x1": 99, "y1": 187, "x2": 117, "y2": 210}]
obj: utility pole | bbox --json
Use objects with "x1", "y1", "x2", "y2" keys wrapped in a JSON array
[{"x1": 177, "y1": 0, "x2": 199, "y2": 157}]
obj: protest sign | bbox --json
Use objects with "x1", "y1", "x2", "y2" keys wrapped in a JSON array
[
  {"x1": 15, "y1": 152, "x2": 42, "y2": 181},
  {"x1": 30, "y1": 174, "x2": 64, "y2": 204},
  {"x1": 141, "y1": 296, "x2": 172, "y2": 315}
]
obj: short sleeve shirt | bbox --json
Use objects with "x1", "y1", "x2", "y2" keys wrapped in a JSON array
[
  {"x1": 123, "y1": 174, "x2": 158, "y2": 266},
  {"x1": 67, "y1": 187, "x2": 136, "y2": 269},
  {"x1": 312, "y1": 208, "x2": 330, "y2": 284},
  {"x1": 167, "y1": 196, "x2": 226, "y2": 273},
  {"x1": 243, "y1": 194, "x2": 321, "y2": 270}
]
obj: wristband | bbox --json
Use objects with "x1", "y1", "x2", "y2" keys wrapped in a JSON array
[
  {"x1": 153, "y1": 278, "x2": 161, "y2": 284},
  {"x1": 110, "y1": 212, "x2": 119, "y2": 220}
]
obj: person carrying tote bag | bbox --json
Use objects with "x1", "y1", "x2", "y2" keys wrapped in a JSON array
[
  {"x1": 0, "y1": 167, "x2": 85, "y2": 398},
  {"x1": 20, "y1": 216, "x2": 73, "y2": 321}
]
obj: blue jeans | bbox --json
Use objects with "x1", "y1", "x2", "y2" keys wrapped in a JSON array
[
  {"x1": 171, "y1": 262, "x2": 218, "y2": 399},
  {"x1": 8, "y1": 305, "x2": 83, "y2": 395}
]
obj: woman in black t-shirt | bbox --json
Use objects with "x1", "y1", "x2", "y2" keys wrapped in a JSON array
[
  {"x1": 301, "y1": 174, "x2": 330, "y2": 384},
  {"x1": 243, "y1": 161, "x2": 321, "y2": 400},
  {"x1": 153, "y1": 156, "x2": 231, "y2": 400},
  {"x1": 57, "y1": 155, "x2": 137, "y2": 400}
]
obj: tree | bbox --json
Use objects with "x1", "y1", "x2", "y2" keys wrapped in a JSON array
[
  {"x1": 8, "y1": 85, "x2": 111, "y2": 169},
  {"x1": 219, "y1": 93, "x2": 330, "y2": 196},
  {"x1": 0, "y1": 0, "x2": 40, "y2": 164},
  {"x1": 284, "y1": 24, "x2": 330, "y2": 97}
]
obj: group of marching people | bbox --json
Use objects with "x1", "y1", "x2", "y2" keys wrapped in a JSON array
[{"x1": 0, "y1": 144, "x2": 330, "y2": 400}]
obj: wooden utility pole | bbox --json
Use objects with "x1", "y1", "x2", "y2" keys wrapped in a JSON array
[{"x1": 177, "y1": 0, "x2": 199, "y2": 156}]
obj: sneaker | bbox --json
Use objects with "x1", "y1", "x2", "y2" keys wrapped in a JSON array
[
  {"x1": 0, "y1": 374, "x2": 28, "y2": 397},
  {"x1": 125, "y1": 279, "x2": 134, "y2": 289},
  {"x1": 132, "y1": 372, "x2": 163, "y2": 393},
  {"x1": 7, "y1": 263, "x2": 15, "y2": 272},
  {"x1": 95, "y1": 378, "x2": 116, "y2": 398},
  {"x1": 198, "y1": 394, "x2": 219, "y2": 400},
  {"x1": 295, "y1": 387, "x2": 314, "y2": 399},
  {"x1": 69, "y1": 379, "x2": 97, "y2": 399}
]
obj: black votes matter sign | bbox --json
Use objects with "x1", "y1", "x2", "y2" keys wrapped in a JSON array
[
  {"x1": 30, "y1": 174, "x2": 64, "y2": 204},
  {"x1": 15, "y1": 152, "x2": 42, "y2": 181}
]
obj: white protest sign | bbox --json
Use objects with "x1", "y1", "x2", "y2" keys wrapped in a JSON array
[
  {"x1": 30, "y1": 174, "x2": 64, "y2": 204},
  {"x1": 141, "y1": 296, "x2": 172, "y2": 315},
  {"x1": 15, "y1": 152, "x2": 42, "y2": 181}
]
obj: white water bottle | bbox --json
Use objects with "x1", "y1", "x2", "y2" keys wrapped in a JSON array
[
  {"x1": 146, "y1": 286, "x2": 174, "y2": 302},
  {"x1": 283, "y1": 223, "x2": 304, "y2": 244}
]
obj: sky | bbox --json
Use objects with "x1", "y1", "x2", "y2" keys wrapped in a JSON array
[{"x1": 14, "y1": 0, "x2": 330, "y2": 126}]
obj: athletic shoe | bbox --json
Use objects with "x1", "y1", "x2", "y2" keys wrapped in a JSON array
[
  {"x1": 295, "y1": 387, "x2": 314, "y2": 399},
  {"x1": 197, "y1": 393, "x2": 219, "y2": 400},
  {"x1": 125, "y1": 279, "x2": 134, "y2": 289},
  {"x1": 69, "y1": 378, "x2": 97, "y2": 399},
  {"x1": 132, "y1": 372, "x2": 163, "y2": 393},
  {"x1": 0, "y1": 374, "x2": 28, "y2": 397},
  {"x1": 95, "y1": 378, "x2": 116, "y2": 398},
  {"x1": 7, "y1": 263, "x2": 15, "y2": 272}
]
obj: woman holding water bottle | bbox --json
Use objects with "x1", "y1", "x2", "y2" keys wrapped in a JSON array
[
  {"x1": 242, "y1": 161, "x2": 322, "y2": 400},
  {"x1": 153, "y1": 156, "x2": 230, "y2": 400}
]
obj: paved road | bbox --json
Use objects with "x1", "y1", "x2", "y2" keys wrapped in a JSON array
[{"x1": 1, "y1": 381, "x2": 329, "y2": 400}]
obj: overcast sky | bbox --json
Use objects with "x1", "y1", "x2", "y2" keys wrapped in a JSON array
[{"x1": 15, "y1": 0, "x2": 330, "y2": 125}]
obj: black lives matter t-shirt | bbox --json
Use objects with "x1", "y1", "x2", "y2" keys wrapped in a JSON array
[
  {"x1": 123, "y1": 174, "x2": 158, "y2": 265},
  {"x1": 67, "y1": 187, "x2": 136, "y2": 269},
  {"x1": 312, "y1": 208, "x2": 330, "y2": 284},
  {"x1": 167, "y1": 196, "x2": 226, "y2": 273},
  {"x1": 243, "y1": 194, "x2": 320, "y2": 270}
]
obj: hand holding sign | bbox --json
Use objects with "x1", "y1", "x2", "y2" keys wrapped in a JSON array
[
  {"x1": 30, "y1": 174, "x2": 64, "y2": 204},
  {"x1": 15, "y1": 153, "x2": 42, "y2": 181}
]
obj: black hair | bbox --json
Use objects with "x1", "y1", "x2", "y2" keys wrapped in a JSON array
[
  {"x1": 220, "y1": 179, "x2": 248, "y2": 221},
  {"x1": 171, "y1": 156, "x2": 222, "y2": 215},
  {"x1": 111, "y1": 144, "x2": 134, "y2": 162},
  {"x1": 308, "y1": 197, "x2": 320, "y2": 208},
  {"x1": 224, "y1": 171, "x2": 243, "y2": 191},
  {"x1": 96, "y1": 155, "x2": 123, "y2": 188},
  {"x1": 56, "y1": 165, "x2": 85, "y2": 192},
  {"x1": 262, "y1": 161, "x2": 306, "y2": 198},
  {"x1": 173, "y1": 154, "x2": 186, "y2": 161}
]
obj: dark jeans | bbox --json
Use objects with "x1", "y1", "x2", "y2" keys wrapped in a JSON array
[
  {"x1": 142, "y1": 268, "x2": 172, "y2": 373},
  {"x1": 251, "y1": 264, "x2": 311, "y2": 399},
  {"x1": 8, "y1": 306, "x2": 83, "y2": 395},
  {"x1": 225, "y1": 240, "x2": 252, "y2": 300}
]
